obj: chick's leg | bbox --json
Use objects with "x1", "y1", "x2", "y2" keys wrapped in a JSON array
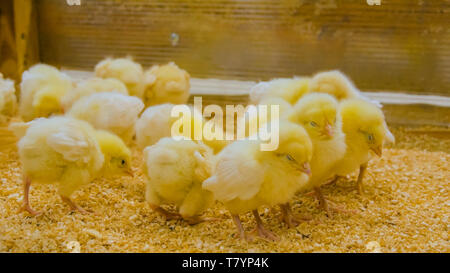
[
  {"x1": 60, "y1": 195, "x2": 92, "y2": 214},
  {"x1": 324, "y1": 175, "x2": 340, "y2": 186},
  {"x1": 58, "y1": 169, "x2": 93, "y2": 214},
  {"x1": 232, "y1": 214, "x2": 253, "y2": 242},
  {"x1": 280, "y1": 203, "x2": 312, "y2": 228},
  {"x1": 357, "y1": 163, "x2": 368, "y2": 195},
  {"x1": 179, "y1": 185, "x2": 219, "y2": 225},
  {"x1": 149, "y1": 204, "x2": 182, "y2": 221},
  {"x1": 146, "y1": 181, "x2": 181, "y2": 221},
  {"x1": 21, "y1": 177, "x2": 42, "y2": 216},
  {"x1": 314, "y1": 187, "x2": 330, "y2": 215},
  {"x1": 252, "y1": 209, "x2": 279, "y2": 241},
  {"x1": 314, "y1": 187, "x2": 356, "y2": 217}
]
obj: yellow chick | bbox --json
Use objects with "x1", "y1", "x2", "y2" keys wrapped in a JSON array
[
  {"x1": 203, "y1": 137, "x2": 230, "y2": 154},
  {"x1": 9, "y1": 117, "x2": 131, "y2": 216},
  {"x1": 331, "y1": 99, "x2": 392, "y2": 194},
  {"x1": 143, "y1": 138, "x2": 215, "y2": 224},
  {"x1": 259, "y1": 97, "x2": 293, "y2": 116},
  {"x1": 61, "y1": 77, "x2": 128, "y2": 111},
  {"x1": 309, "y1": 70, "x2": 394, "y2": 145},
  {"x1": 66, "y1": 92, "x2": 144, "y2": 143},
  {"x1": 95, "y1": 57, "x2": 145, "y2": 98},
  {"x1": 93, "y1": 129, "x2": 133, "y2": 177},
  {"x1": 249, "y1": 77, "x2": 310, "y2": 105},
  {"x1": 135, "y1": 103, "x2": 228, "y2": 153},
  {"x1": 143, "y1": 62, "x2": 190, "y2": 106},
  {"x1": 203, "y1": 121, "x2": 312, "y2": 241},
  {"x1": 0, "y1": 73, "x2": 17, "y2": 123},
  {"x1": 19, "y1": 64, "x2": 73, "y2": 121},
  {"x1": 135, "y1": 103, "x2": 197, "y2": 149},
  {"x1": 288, "y1": 93, "x2": 347, "y2": 215},
  {"x1": 240, "y1": 97, "x2": 293, "y2": 137},
  {"x1": 309, "y1": 70, "x2": 382, "y2": 107}
]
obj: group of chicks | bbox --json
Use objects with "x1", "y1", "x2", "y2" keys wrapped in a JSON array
[
  {"x1": 204, "y1": 72, "x2": 394, "y2": 241},
  {"x1": 0, "y1": 58, "x2": 394, "y2": 242}
]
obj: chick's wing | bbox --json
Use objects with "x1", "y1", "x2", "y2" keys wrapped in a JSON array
[
  {"x1": 204, "y1": 144, "x2": 264, "y2": 202},
  {"x1": 46, "y1": 125, "x2": 93, "y2": 163}
]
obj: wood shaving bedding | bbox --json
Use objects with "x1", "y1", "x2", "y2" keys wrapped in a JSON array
[{"x1": 0, "y1": 125, "x2": 448, "y2": 253}]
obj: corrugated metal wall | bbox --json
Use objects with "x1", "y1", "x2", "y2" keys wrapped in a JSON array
[{"x1": 37, "y1": 0, "x2": 450, "y2": 95}]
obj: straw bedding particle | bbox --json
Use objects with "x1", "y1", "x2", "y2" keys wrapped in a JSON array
[{"x1": 0, "y1": 125, "x2": 448, "y2": 253}]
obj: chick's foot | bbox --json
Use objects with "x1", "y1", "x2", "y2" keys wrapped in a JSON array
[
  {"x1": 60, "y1": 195, "x2": 93, "y2": 214},
  {"x1": 21, "y1": 177, "x2": 42, "y2": 216},
  {"x1": 356, "y1": 163, "x2": 367, "y2": 195},
  {"x1": 324, "y1": 175, "x2": 340, "y2": 186},
  {"x1": 251, "y1": 210, "x2": 279, "y2": 242},
  {"x1": 280, "y1": 203, "x2": 312, "y2": 228},
  {"x1": 149, "y1": 204, "x2": 182, "y2": 221},
  {"x1": 232, "y1": 214, "x2": 254, "y2": 242},
  {"x1": 314, "y1": 187, "x2": 357, "y2": 217},
  {"x1": 20, "y1": 205, "x2": 43, "y2": 217}
]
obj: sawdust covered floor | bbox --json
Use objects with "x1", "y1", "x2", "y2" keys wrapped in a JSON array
[{"x1": 0, "y1": 124, "x2": 448, "y2": 253}]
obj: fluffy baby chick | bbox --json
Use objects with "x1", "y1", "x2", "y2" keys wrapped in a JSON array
[
  {"x1": 9, "y1": 117, "x2": 131, "y2": 216},
  {"x1": 61, "y1": 77, "x2": 128, "y2": 111},
  {"x1": 93, "y1": 129, "x2": 133, "y2": 177},
  {"x1": 309, "y1": 70, "x2": 382, "y2": 107},
  {"x1": 143, "y1": 138, "x2": 215, "y2": 224},
  {"x1": 240, "y1": 97, "x2": 293, "y2": 137},
  {"x1": 143, "y1": 62, "x2": 190, "y2": 106},
  {"x1": 135, "y1": 103, "x2": 228, "y2": 153},
  {"x1": 309, "y1": 70, "x2": 394, "y2": 145},
  {"x1": 136, "y1": 103, "x2": 197, "y2": 149},
  {"x1": 249, "y1": 77, "x2": 309, "y2": 105},
  {"x1": 66, "y1": 92, "x2": 144, "y2": 143},
  {"x1": 288, "y1": 93, "x2": 347, "y2": 215},
  {"x1": 19, "y1": 64, "x2": 73, "y2": 121},
  {"x1": 203, "y1": 121, "x2": 312, "y2": 241},
  {"x1": 0, "y1": 73, "x2": 17, "y2": 122},
  {"x1": 259, "y1": 97, "x2": 293, "y2": 116},
  {"x1": 331, "y1": 99, "x2": 392, "y2": 194},
  {"x1": 95, "y1": 57, "x2": 145, "y2": 98}
]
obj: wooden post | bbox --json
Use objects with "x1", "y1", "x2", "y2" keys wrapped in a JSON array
[
  {"x1": 13, "y1": 0, "x2": 39, "y2": 77},
  {"x1": 0, "y1": 0, "x2": 18, "y2": 79}
]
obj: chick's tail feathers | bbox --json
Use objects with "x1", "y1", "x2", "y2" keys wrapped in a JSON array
[
  {"x1": 202, "y1": 176, "x2": 218, "y2": 193},
  {"x1": 1, "y1": 118, "x2": 34, "y2": 148},
  {"x1": 384, "y1": 123, "x2": 395, "y2": 145},
  {"x1": 8, "y1": 118, "x2": 45, "y2": 139},
  {"x1": 8, "y1": 122, "x2": 29, "y2": 139}
]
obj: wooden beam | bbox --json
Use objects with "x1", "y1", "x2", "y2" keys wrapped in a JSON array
[
  {"x1": 62, "y1": 68, "x2": 450, "y2": 127},
  {"x1": 13, "y1": 0, "x2": 39, "y2": 77}
]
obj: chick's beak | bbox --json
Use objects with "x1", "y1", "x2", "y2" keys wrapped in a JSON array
[
  {"x1": 299, "y1": 162, "x2": 312, "y2": 176},
  {"x1": 322, "y1": 122, "x2": 333, "y2": 138},
  {"x1": 371, "y1": 145, "x2": 382, "y2": 157},
  {"x1": 126, "y1": 167, "x2": 134, "y2": 177}
]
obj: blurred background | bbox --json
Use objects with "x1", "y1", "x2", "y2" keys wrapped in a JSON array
[{"x1": 1, "y1": 0, "x2": 449, "y2": 125}]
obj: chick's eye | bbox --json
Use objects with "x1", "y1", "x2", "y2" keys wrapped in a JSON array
[
  {"x1": 310, "y1": 121, "x2": 318, "y2": 127},
  {"x1": 121, "y1": 159, "x2": 126, "y2": 166},
  {"x1": 286, "y1": 154, "x2": 295, "y2": 161},
  {"x1": 367, "y1": 134, "x2": 374, "y2": 141}
]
